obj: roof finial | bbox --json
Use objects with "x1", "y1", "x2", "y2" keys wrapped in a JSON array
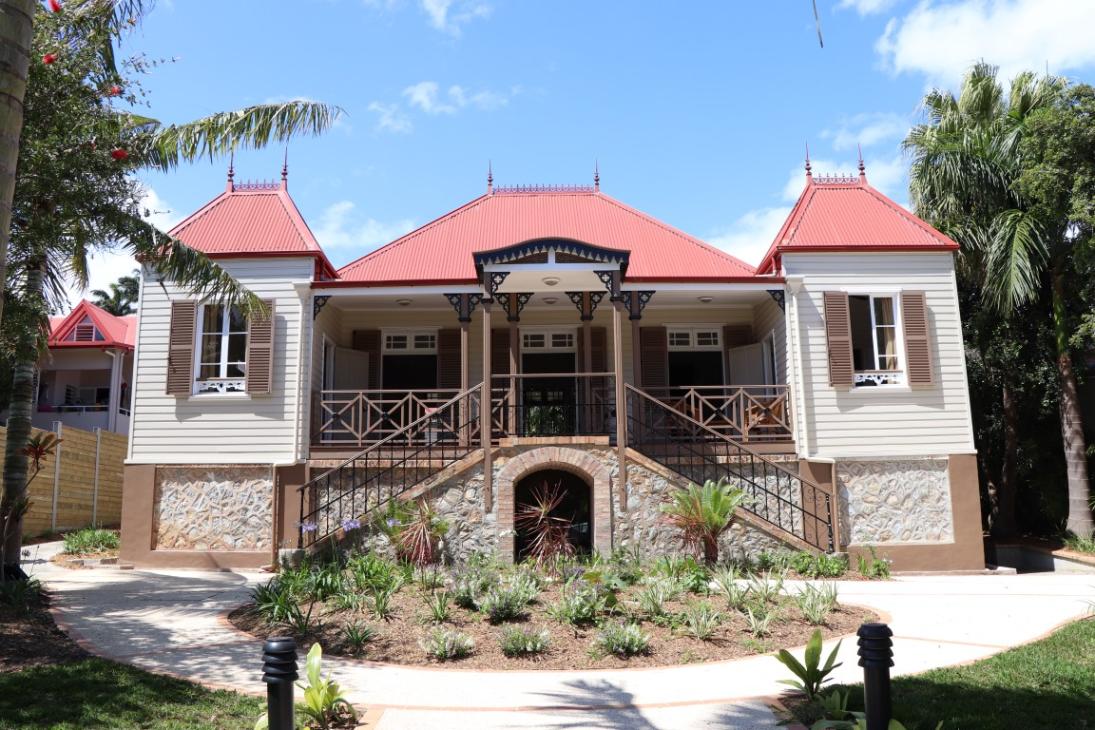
[
  {"x1": 805, "y1": 141, "x2": 813, "y2": 180},
  {"x1": 487, "y1": 160, "x2": 493, "y2": 194},
  {"x1": 281, "y1": 146, "x2": 289, "y2": 190},
  {"x1": 226, "y1": 149, "x2": 235, "y2": 192},
  {"x1": 857, "y1": 143, "x2": 866, "y2": 182},
  {"x1": 593, "y1": 160, "x2": 600, "y2": 192}
]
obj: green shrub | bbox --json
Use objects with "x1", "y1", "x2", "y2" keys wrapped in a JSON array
[
  {"x1": 342, "y1": 622, "x2": 376, "y2": 654},
  {"x1": 607, "y1": 547, "x2": 644, "y2": 585},
  {"x1": 710, "y1": 566, "x2": 749, "y2": 610},
  {"x1": 451, "y1": 566, "x2": 499, "y2": 610},
  {"x1": 304, "y1": 562, "x2": 347, "y2": 602},
  {"x1": 499, "y1": 626, "x2": 551, "y2": 657},
  {"x1": 1063, "y1": 533, "x2": 1095, "y2": 555},
  {"x1": 659, "y1": 479, "x2": 749, "y2": 565},
  {"x1": 775, "y1": 629, "x2": 842, "y2": 700},
  {"x1": 420, "y1": 628, "x2": 474, "y2": 661},
  {"x1": 424, "y1": 590, "x2": 451, "y2": 623},
  {"x1": 0, "y1": 576, "x2": 42, "y2": 615},
  {"x1": 251, "y1": 579, "x2": 300, "y2": 625},
  {"x1": 757, "y1": 550, "x2": 795, "y2": 572},
  {"x1": 637, "y1": 581, "x2": 673, "y2": 619},
  {"x1": 348, "y1": 553, "x2": 402, "y2": 593},
  {"x1": 745, "y1": 605, "x2": 774, "y2": 637},
  {"x1": 856, "y1": 546, "x2": 891, "y2": 580},
  {"x1": 680, "y1": 601, "x2": 721, "y2": 641},
  {"x1": 508, "y1": 570, "x2": 541, "y2": 604},
  {"x1": 547, "y1": 582, "x2": 605, "y2": 625},
  {"x1": 789, "y1": 550, "x2": 848, "y2": 578},
  {"x1": 795, "y1": 583, "x2": 838, "y2": 625},
  {"x1": 593, "y1": 622, "x2": 651, "y2": 657},
  {"x1": 62, "y1": 528, "x2": 119, "y2": 555},
  {"x1": 478, "y1": 585, "x2": 528, "y2": 624},
  {"x1": 370, "y1": 586, "x2": 397, "y2": 620},
  {"x1": 747, "y1": 570, "x2": 784, "y2": 603},
  {"x1": 415, "y1": 567, "x2": 446, "y2": 590}
]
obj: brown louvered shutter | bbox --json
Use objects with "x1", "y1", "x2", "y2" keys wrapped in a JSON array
[
  {"x1": 823, "y1": 291, "x2": 854, "y2": 387},
  {"x1": 352, "y1": 330, "x2": 381, "y2": 389},
  {"x1": 166, "y1": 300, "x2": 196, "y2": 395},
  {"x1": 639, "y1": 326, "x2": 668, "y2": 389},
  {"x1": 437, "y1": 328, "x2": 461, "y2": 389},
  {"x1": 901, "y1": 291, "x2": 934, "y2": 385},
  {"x1": 491, "y1": 328, "x2": 511, "y2": 376},
  {"x1": 245, "y1": 299, "x2": 276, "y2": 395},
  {"x1": 590, "y1": 327, "x2": 607, "y2": 373}
]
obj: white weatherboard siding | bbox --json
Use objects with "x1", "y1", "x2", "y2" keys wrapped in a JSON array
[
  {"x1": 128, "y1": 257, "x2": 313, "y2": 465},
  {"x1": 752, "y1": 296, "x2": 787, "y2": 384},
  {"x1": 784, "y1": 252, "x2": 976, "y2": 458}
]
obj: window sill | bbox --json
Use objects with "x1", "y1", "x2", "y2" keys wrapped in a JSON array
[{"x1": 186, "y1": 392, "x2": 252, "y2": 402}]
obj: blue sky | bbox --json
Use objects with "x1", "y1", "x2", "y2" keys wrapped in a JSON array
[{"x1": 75, "y1": 0, "x2": 1095, "y2": 304}]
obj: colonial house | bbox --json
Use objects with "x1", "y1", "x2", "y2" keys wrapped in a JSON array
[
  {"x1": 119, "y1": 163, "x2": 983, "y2": 572},
  {"x1": 18, "y1": 300, "x2": 135, "y2": 435}
]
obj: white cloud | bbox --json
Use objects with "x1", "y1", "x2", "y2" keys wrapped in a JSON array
[
  {"x1": 707, "y1": 206, "x2": 792, "y2": 267},
  {"x1": 420, "y1": 0, "x2": 491, "y2": 36},
  {"x1": 876, "y1": 0, "x2": 1095, "y2": 87},
  {"x1": 313, "y1": 200, "x2": 416, "y2": 263},
  {"x1": 367, "y1": 101, "x2": 412, "y2": 133},
  {"x1": 403, "y1": 81, "x2": 456, "y2": 114},
  {"x1": 837, "y1": 0, "x2": 896, "y2": 14},
  {"x1": 402, "y1": 81, "x2": 512, "y2": 114},
  {"x1": 66, "y1": 186, "x2": 179, "y2": 310},
  {"x1": 821, "y1": 112, "x2": 908, "y2": 151}
]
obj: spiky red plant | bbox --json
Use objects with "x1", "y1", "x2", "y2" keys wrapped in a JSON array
[
  {"x1": 394, "y1": 499, "x2": 448, "y2": 566},
  {"x1": 42, "y1": 53, "x2": 57, "y2": 65},
  {"x1": 514, "y1": 481, "x2": 575, "y2": 569},
  {"x1": 49, "y1": 0, "x2": 62, "y2": 13}
]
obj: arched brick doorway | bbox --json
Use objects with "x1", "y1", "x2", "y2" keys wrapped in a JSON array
[
  {"x1": 514, "y1": 469, "x2": 592, "y2": 561},
  {"x1": 496, "y1": 446, "x2": 613, "y2": 562}
]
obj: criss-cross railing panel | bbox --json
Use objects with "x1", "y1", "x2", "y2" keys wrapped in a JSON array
[{"x1": 642, "y1": 385, "x2": 792, "y2": 443}]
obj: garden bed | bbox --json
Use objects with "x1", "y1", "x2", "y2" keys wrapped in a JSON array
[{"x1": 229, "y1": 552, "x2": 876, "y2": 671}]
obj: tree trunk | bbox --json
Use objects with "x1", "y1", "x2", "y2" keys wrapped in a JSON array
[
  {"x1": 0, "y1": 263, "x2": 42, "y2": 575},
  {"x1": 993, "y1": 383, "x2": 1020, "y2": 537},
  {"x1": 0, "y1": 0, "x2": 36, "y2": 330},
  {"x1": 703, "y1": 536, "x2": 718, "y2": 566},
  {"x1": 1052, "y1": 271, "x2": 1093, "y2": 537}
]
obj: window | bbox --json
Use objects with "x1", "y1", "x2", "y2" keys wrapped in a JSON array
[
  {"x1": 195, "y1": 304, "x2": 247, "y2": 393},
  {"x1": 667, "y1": 327, "x2": 721, "y2": 351},
  {"x1": 383, "y1": 330, "x2": 436, "y2": 353},
  {"x1": 849, "y1": 295, "x2": 902, "y2": 386},
  {"x1": 66, "y1": 316, "x2": 103, "y2": 342},
  {"x1": 521, "y1": 329, "x2": 576, "y2": 352}
]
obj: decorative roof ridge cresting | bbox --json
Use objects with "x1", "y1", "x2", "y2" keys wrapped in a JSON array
[{"x1": 492, "y1": 184, "x2": 596, "y2": 194}]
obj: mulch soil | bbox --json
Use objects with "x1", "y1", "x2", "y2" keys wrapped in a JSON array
[
  {"x1": 0, "y1": 586, "x2": 88, "y2": 673},
  {"x1": 230, "y1": 578, "x2": 875, "y2": 671}
]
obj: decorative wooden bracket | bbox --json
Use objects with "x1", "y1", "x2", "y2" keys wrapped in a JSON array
[
  {"x1": 767, "y1": 289, "x2": 786, "y2": 311},
  {"x1": 566, "y1": 291, "x2": 605, "y2": 321},
  {"x1": 622, "y1": 290, "x2": 655, "y2": 321},
  {"x1": 594, "y1": 270, "x2": 622, "y2": 302},
  {"x1": 444, "y1": 293, "x2": 483, "y2": 323},
  {"x1": 495, "y1": 292, "x2": 532, "y2": 322},
  {"x1": 312, "y1": 295, "x2": 331, "y2": 319}
]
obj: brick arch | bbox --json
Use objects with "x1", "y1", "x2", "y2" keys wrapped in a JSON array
[{"x1": 496, "y1": 447, "x2": 613, "y2": 561}]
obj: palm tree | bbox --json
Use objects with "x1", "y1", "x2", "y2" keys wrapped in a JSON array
[
  {"x1": 660, "y1": 478, "x2": 748, "y2": 565},
  {"x1": 905, "y1": 63, "x2": 1092, "y2": 537},
  {"x1": 90, "y1": 273, "x2": 138, "y2": 315},
  {"x1": 1, "y1": 2, "x2": 342, "y2": 578}
]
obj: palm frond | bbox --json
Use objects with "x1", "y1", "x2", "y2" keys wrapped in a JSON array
[{"x1": 984, "y1": 209, "x2": 1049, "y2": 313}]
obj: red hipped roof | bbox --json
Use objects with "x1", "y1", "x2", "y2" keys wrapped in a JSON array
[
  {"x1": 334, "y1": 188, "x2": 758, "y2": 285},
  {"x1": 168, "y1": 181, "x2": 337, "y2": 279},
  {"x1": 756, "y1": 172, "x2": 958, "y2": 273},
  {"x1": 49, "y1": 300, "x2": 136, "y2": 350}
]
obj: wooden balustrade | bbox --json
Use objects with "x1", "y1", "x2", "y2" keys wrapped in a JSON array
[{"x1": 641, "y1": 385, "x2": 792, "y2": 443}]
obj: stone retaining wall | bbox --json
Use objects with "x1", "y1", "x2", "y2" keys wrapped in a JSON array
[
  {"x1": 153, "y1": 466, "x2": 274, "y2": 551},
  {"x1": 836, "y1": 458, "x2": 953, "y2": 545}
]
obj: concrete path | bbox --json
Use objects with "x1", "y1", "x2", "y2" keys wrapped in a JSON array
[{"x1": 24, "y1": 541, "x2": 1095, "y2": 730}]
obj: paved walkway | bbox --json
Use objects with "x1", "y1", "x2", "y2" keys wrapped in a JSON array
[{"x1": 24, "y1": 542, "x2": 1095, "y2": 730}]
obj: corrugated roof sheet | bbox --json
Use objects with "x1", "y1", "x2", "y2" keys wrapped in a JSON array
[
  {"x1": 49, "y1": 300, "x2": 136, "y2": 349},
  {"x1": 336, "y1": 189, "x2": 757, "y2": 284},
  {"x1": 757, "y1": 174, "x2": 958, "y2": 272}
]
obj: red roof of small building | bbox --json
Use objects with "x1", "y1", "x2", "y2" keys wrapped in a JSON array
[
  {"x1": 169, "y1": 179, "x2": 337, "y2": 279},
  {"x1": 334, "y1": 187, "x2": 758, "y2": 285},
  {"x1": 49, "y1": 300, "x2": 136, "y2": 350},
  {"x1": 756, "y1": 171, "x2": 958, "y2": 273}
]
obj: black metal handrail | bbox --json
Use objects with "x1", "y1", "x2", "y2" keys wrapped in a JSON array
[
  {"x1": 297, "y1": 386, "x2": 481, "y2": 548},
  {"x1": 625, "y1": 384, "x2": 833, "y2": 552}
]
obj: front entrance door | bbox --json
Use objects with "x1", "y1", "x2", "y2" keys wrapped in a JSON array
[{"x1": 521, "y1": 352, "x2": 576, "y2": 436}]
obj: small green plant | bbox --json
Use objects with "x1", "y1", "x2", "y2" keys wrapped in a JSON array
[
  {"x1": 547, "y1": 582, "x2": 605, "y2": 625},
  {"x1": 818, "y1": 688, "x2": 852, "y2": 721},
  {"x1": 499, "y1": 626, "x2": 551, "y2": 657},
  {"x1": 370, "y1": 586, "x2": 397, "y2": 621},
  {"x1": 342, "y1": 622, "x2": 376, "y2": 654},
  {"x1": 508, "y1": 570, "x2": 541, "y2": 604},
  {"x1": 660, "y1": 478, "x2": 749, "y2": 565},
  {"x1": 478, "y1": 585, "x2": 528, "y2": 624},
  {"x1": 856, "y1": 546, "x2": 891, "y2": 580},
  {"x1": 791, "y1": 551, "x2": 849, "y2": 578},
  {"x1": 255, "y1": 644, "x2": 357, "y2": 730},
  {"x1": 711, "y1": 566, "x2": 749, "y2": 610},
  {"x1": 451, "y1": 565, "x2": 499, "y2": 610},
  {"x1": 348, "y1": 552, "x2": 402, "y2": 593},
  {"x1": 420, "y1": 627, "x2": 475, "y2": 661},
  {"x1": 424, "y1": 590, "x2": 451, "y2": 623},
  {"x1": 637, "y1": 581, "x2": 673, "y2": 619},
  {"x1": 285, "y1": 601, "x2": 317, "y2": 635},
  {"x1": 416, "y1": 566, "x2": 446, "y2": 590},
  {"x1": 775, "y1": 629, "x2": 843, "y2": 701},
  {"x1": 0, "y1": 576, "x2": 42, "y2": 615},
  {"x1": 744, "y1": 605, "x2": 773, "y2": 637},
  {"x1": 1062, "y1": 533, "x2": 1095, "y2": 555},
  {"x1": 251, "y1": 579, "x2": 299, "y2": 624},
  {"x1": 795, "y1": 583, "x2": 838, "y2": 626},
  {"x1": 680, "y1": 601, "x2": 721, "y2": 641},
  {"x1": 747, "y1": 570, "x2": 784, "y2": 603},
  {"x1": 61, "y1": 527, "x2": 119, "y2": 555},
  {"x1": 593, "y1": 622, "x2": 651, "y2": 657},
  {"x1": 305, "y1": 562, "x2": 348, "y2": 602}
]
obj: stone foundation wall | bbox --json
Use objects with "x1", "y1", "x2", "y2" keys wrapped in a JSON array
[
  {"x1": 836, "y1": 458, "x2": 953, "y2": 545},
  {"x1": 153, "y1": 465, "x2": 273, "y2": 551}
]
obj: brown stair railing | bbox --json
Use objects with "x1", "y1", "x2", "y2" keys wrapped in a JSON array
[
  {"x1": 625, "y1": 384, "x2": 834, "y2": 552},
  {"x1": 298, "y1": 386, "x2": 481, "y2": 548}
]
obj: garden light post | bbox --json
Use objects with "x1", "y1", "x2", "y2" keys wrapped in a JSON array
[
  {"x1": 262, "y1": 637, "x2": 298, "y2": 730},
  {"x1": 857, "y1": 622, "x2": 894, "y2": 730}
]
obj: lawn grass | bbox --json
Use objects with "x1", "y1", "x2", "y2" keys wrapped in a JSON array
[
  {"x1": 797, "y1": 617, "x2": 1095, "y2": 729},
  {"x1": 0, "y1": 658, "x2": 262, "y2": 729}
]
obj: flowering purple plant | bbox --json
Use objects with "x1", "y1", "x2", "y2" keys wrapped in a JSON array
[
  {"x1": 386, "y1": 517, "x2": 400, "y2": 528},
  {"x1": 299, "y1": 520, "x2": 318, "y2": 533},
  {"x1": 341, "y1": 518, "x2": 362, "y2": 532}
]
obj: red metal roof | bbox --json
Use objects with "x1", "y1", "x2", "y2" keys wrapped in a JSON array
[
  {"x1": 756, "y1": 173, "x2": 958, "y2": 273},
  {"x1": 169, "y1": 181, "x2": 337, "y2": 278},
  {"x1": 335, "y1": 188, "x2": 758, "y2": 285},
  {"x1": 49, "y1": 300, "x2": 136, "y2": 350}
]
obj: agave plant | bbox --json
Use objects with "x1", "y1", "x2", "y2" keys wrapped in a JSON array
[
  {"x1": 514, "y1": 481, "x2": 576, "y2": 569},
  {"x1": 375, "y1": 499, "x2": 449, "y2": 566},
  {"x1": 659, "y1": 478, "x2": 748, "y2": 565}
]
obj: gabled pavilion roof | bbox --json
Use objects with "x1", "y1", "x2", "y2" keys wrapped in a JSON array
[{"x1": 49, "y1": 300, "x2": 136, "y2": 350}]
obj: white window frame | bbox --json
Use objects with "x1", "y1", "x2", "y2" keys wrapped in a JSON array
[
  {"x1": 845, "y1": 292, "x2": 905, "y2": 387},
  {"x1": 382, "y1": 328, "x2": 438, "y2": 354},
  {"x1": 667, "y1": 325, "x2": 723, "y2": 352},
  {"x1": 520, "y1": 326, "x2": 577, "y2": 353},
  {"x1": 192, "y1": 303, "x2": 248, "y2": 395}
]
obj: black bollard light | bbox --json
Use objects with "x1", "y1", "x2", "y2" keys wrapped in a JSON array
[
  {"x1": 856, "y1": 622, "x2": 894, "y2": 730},
  {"x1": 262, "y1": 637, "x2": 298, "y2": 730}
]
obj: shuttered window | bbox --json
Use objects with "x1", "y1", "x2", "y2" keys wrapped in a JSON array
[
  {"x1": 491, "y1": 328, "x2": 511, "y2": 376},
  {"x1": 639, "y1": 327, "x2": 668, "y2": 388},
  {"x1": 166, "y1": 301, "x2": 196, "y2": 395},
  {"x1": 822, "y1": 291, "x2": 854, "y2": 388},
  {"x1": 244, "y1": 300, "x2": 276, "y2": 395},
  {"x1": 901, "y1": 291, "x2": 934, "y2": 385},
  {"x1": 436, "y1": 328, "x2": 462, "y2": 389}
]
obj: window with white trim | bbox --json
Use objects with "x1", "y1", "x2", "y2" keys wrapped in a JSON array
[
  {"x1": 65, "y1": 316, "x2": 104, "y2": 342},
  {"x1": 667, "y1": 327, "x2": 722, "y2": 351},
  {"x1": 849, "y1": 295, "x2": 902, "y2": 386},
  {"x1": 383, "y1": 330, "x2": 437, "y2": 353},
  {"x1": 521, "y1": 329, "x2": 575, "y2": 352},
  {"x1": 195, "y1": 304, "x2": 247, "y2": 393}
]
